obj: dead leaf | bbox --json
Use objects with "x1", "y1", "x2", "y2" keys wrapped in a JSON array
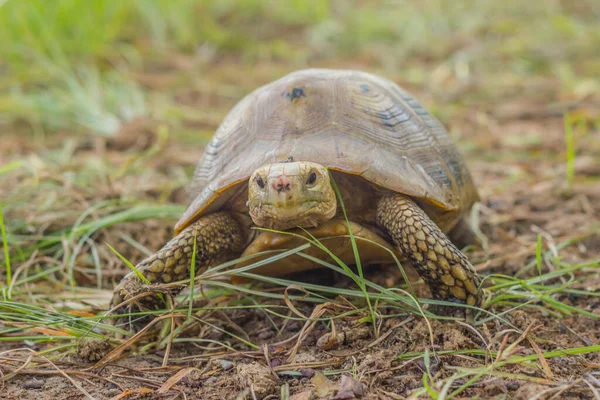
[
  {"x1": 31, "y1": 327, "x2": 72, "y2": 336},
  {"x1": 290, "y1": 390, "x2": 314, "y2": 400},
  {"x1": 332, "y1": 374, "x2": 365, "y2": 399},
  {"x1": 311, "y1": 371, "x2": 338, "y2": 398},
  {"x1": 156, "y1": 367, "x2": 201, "y2": 394},
  {"x1": 111, "y1": 388, "x2": 153, "y2": 400},
  {"x1": 67, "y1": 310, "x2": 96, "y2": 317}
]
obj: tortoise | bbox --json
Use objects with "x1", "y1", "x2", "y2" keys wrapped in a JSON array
[{"x1": 110, "y1": 69, "x2": 482, "y2": 321}]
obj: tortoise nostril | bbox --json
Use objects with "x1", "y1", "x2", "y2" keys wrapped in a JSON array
[
  {"x1": 273, "y1": 176, "x2": 292, "y2": 193},
  {"x1": 276, "y1": 183, "x2": 291, "y2": 193}
]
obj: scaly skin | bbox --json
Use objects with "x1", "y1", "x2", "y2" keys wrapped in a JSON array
[
  {"x1": 376, "y1": 194, "x2": 482, "y2": 307},
  {"x1": 110, "y1": 212, "x2": 253, "y2": 325}
]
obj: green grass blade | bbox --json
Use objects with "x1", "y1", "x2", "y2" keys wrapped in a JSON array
[
  {"x1": 0, "y1": 203, "x2": 11, "y2": 299},
  {"x1": 0, "y1": 161, "x2": 22, "y2": 176},
  {"x1": 105, "y1": 242, "x2": 149, "y2": 284},
  {"x1": 308, "y1": 171, "x2": 377, "y2": 327},
  {"x1": 536, "y1": 234, "x2": 543, "y2": 281},
  {"x1": 564, "y1": 112, "x2": 575, "y2": 188}
]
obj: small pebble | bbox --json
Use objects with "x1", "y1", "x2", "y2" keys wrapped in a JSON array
[
  {"x1": 205, "y1": 376, "x2": 218, "y2": 385},
  {"x1": 486, "y1": 199, "x2": 505, "y2": 210},
  {"x1": 208, "y1": 329, "x2": 224, "y2": 341},
  {"x1": 182, "y1": 376, "x2": 202, "y2": 389},
  {"x1": 23, "y1": 379, "x2": 44, "y2": 390},
  {"x1": 304, "y1": 335, "x2": 316, "y2": 346},
  {"x1": 258, "y1": 329, "x2": 274, "y2": 340},
  {"x1": 105, "y1": 388, "x2": 121, "y2": 397},
  {"x1": 416, "y1": 355, "x2": 441, "y2": 376},
  {"x1": 300, "y1": 368, "x2": 315, "y2": 378},
  {"x1": 270, "y1": 358, "x2": 283, "y2": 368},
  {"x1": 286, "y1": 321, "x2": 302, "y2": 332},
  {"x1": 217, "y1": 359, "x2": 233, "y2": 371}
]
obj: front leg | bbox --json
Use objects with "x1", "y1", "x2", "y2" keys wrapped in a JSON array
[
  {"x1": 110, "y1": 212, "x2": 254, "y2": 327},
  {"x1": 376, "y1": 195, "x2": 482, "y2": 308}
]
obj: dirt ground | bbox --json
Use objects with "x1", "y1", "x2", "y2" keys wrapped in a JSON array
[
  {"x1": 4, "y1": 306, "x2": 599, "y2": 400},
  {"x1": 1, "y1": 3, "x2": 600, "y2": 399}
]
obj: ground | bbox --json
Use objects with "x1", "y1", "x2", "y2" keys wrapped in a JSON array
[{"x1": 0, "y1": 1, "x2": 599, "y2": 399}]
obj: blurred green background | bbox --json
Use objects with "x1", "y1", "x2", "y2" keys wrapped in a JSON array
[{"x1": 1, "y1": 0, "x2": 598, "y2": 138}]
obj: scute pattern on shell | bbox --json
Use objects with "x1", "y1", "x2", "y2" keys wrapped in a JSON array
[{"x1": 176, "y1": 69, "x2": 478, "y2": 233}]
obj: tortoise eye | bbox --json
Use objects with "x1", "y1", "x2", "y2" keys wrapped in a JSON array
[
  {"x1": 256, "y1": 176, "x2": 265, "y2": 189},
  {"x1": 306, "y1": 172, "x2": 317, "y2": 185}
]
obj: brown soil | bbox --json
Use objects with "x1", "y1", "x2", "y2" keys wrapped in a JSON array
[{"x1": 2, "y1": 304, "x2": 599, "y2": 399}]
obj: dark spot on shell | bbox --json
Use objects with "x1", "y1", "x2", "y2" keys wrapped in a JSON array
[
  {"x1": 377, "y1": 105, "x2": 411, "y2": 130},
  {"x1": 287, "y1": 87, "x2": 306, "y2": 102},
  {"x1": 335, "y1": 142, "x2": 344, "y2": 157},
  {"x1": 360, "y1": 83, "x2": 370, "y2": 93}
]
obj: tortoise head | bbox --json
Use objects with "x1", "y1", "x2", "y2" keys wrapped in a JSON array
[{"x1": 248, "y1": 161, "x2": 337, "y2": 230}]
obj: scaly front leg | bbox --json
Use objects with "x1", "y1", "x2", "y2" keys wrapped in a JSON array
[
  {"x1": 110, "y1": 212, "x2": 254, "y2": 329},
  {"x1": 376, "y1": 195, "x2": 482, "y2": 310}
]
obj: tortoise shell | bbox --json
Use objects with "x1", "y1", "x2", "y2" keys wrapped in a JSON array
[{"x1": 175, "y1": 69, "x2": 478, "y2": 234}]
